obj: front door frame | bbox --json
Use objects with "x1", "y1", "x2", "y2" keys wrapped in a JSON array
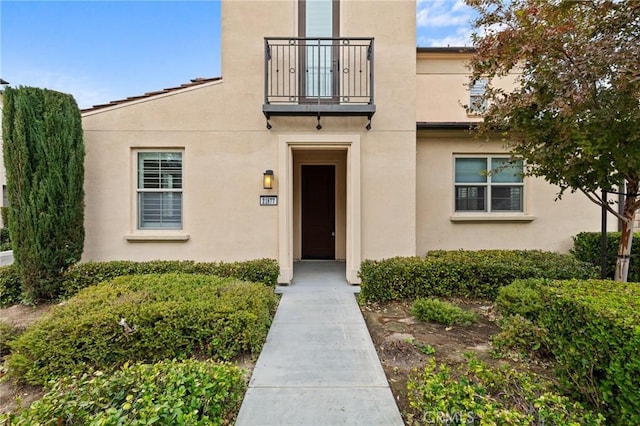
[{"x1": 277, "y1": 134, "x2": 361, "y2": 284}]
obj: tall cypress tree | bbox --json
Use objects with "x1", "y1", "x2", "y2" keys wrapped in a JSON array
[{"x1": 2, "y1": 87, "x2": 85, "y2": 302}]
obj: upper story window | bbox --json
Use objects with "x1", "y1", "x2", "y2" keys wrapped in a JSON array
[
  {"x1": 454, "y1": 156, "x2": 523, "y2": 212},
  {"x1": 299, "y1": 0, "x2": 340, "y2": 100},
  {"x1": 299, "y1": 0, "x2": 339, "y2": 38},
  {"x1": 468, "y1": 79, "x2": 488, "y2": 115},
  {"x1": 137, "y1": 151, "x2": 183, "y2": 229}
]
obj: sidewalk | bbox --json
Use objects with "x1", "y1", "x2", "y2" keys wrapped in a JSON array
[{"x1": 235, "y1": 261, "x2": 404, "y2": 425}]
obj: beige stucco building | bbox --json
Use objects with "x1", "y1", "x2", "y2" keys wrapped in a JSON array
[{"x1": 80, "y1": 0, "x2": 606, "y2": 284}]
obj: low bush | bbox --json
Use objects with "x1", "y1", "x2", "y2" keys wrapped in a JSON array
[
  {"x1": 358, "y1": 250, "x2": 597, "y2": 302},
  {"x1": 0, "y1": 227, "x2": 11, "y2": 252},
  {"x1": 5, "y1": 273, "x2": 278, "y2": 385},
  {"x1": 0, "y1": 265, "x2": 22, "y2": 307},
  {"x1": 0, "y1": 322, "x2": 20, "y2": 357},
  {"x1": 60, "y1": 258, "x2": 279, "y2": 299},
  {"x1": 407, "y1": 355, "x2": 604, "y2": 425},
  {"x1": 572, "y1": 232, "x2": 640, "y2": 281},
  {"x1": 491, "y1": 314, "x2": 550, "y2": 359},
  {"x1": 494, "y1": 278, "x2": 546, "y2": 321},
  {"x1": 411, "y1": 298, "x2": 476, "y2": 326},
  {"x1": 3, "y1": 359, "x2": 246, "y2": 425},
  {"x1": 495, "y1": 278, "x2": 640, "y2": 423},
  {"x1": 537, "y1": 279, "x2": 640, "y2": 424}
]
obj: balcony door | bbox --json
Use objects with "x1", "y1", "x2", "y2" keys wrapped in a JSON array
[{"x1": 299, "y1": 0, "x2": 339, "y2": 101}]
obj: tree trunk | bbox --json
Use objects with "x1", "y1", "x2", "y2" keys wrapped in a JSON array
[{"x1": 615, "y1": 180, "x2": 639, "y2": 282}]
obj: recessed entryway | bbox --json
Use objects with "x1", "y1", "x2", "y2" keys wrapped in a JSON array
[{"x1": 277, "y1": 135, "x2": 362, "y2": 284}]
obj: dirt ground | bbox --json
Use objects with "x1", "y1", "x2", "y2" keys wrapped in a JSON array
[
  {"x1": 0, "y1": 303, "x2": 55, "y2": 414},
  {"x1": 2, "y1": 298, "x2": 547, "y2": 421},
  {"x1": 360, "y1": 298, "x2": 552, "y2": 422}
]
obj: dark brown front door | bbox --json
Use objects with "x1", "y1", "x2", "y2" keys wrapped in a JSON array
[{"x1": 302, "y1": 165, "x2": 335, "y2": 259}]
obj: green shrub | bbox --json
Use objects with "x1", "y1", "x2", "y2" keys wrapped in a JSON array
[
  {"x1": 1, "y1": 208, "x2": 9, "y2": 230},
  {"x1": 411, "y1": 298, "x2": 476, "y2": 326},
  {"x1": 572, "y1": 232, "x2": 640, "y2": 281},
  {"x1": 3, "y1": 86, "x2": 85, "y2": 303},
  {"x1": 6, "y1": 273, "x2": 278, "y2": 385},
  {"x1": 3, "y1": 359, "x2": 246, "y2": 425},
  {"x1": 0, "y1": 321, "x2": 20, "y2": 357},
  {"x1": 537, "y1": 279, "x2": 640, "y2": 424},
  {"x1": 0, "y1": 227, "x2": 11, "y2": 251},
  {"x1": 495, "y1": 278, "x2": 546, "y2": 321},
  {"x1": 0, "y1": 265, "x2": 22, "y2": 307},
  {"x1": 494, "y1": 278, "x2": 640, "y2": 422},
  {"x1": 60, "y1": 258, "x2": 279, "y2": 298},
  {"x1": 407, "y1": 355, "x2": 604, "y2": 425},
  {"x1": 359, "y1": 250, "x2": 597, "y2": 302},
  {"x1": 491, "y1": 314, "x2": 550, "y2": 359}
]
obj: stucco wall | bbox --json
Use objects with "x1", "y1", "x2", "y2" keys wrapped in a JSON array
[
  {"x1": 416, "y1": 51, "x2": 518, "y2": 123},
  {"x1": 82, "y1": 0, "x2": 418, "y2": 281},
  {"x1": 416, "y1": 132, "x2": 614, "y2": 254},
  {"x1": 83, "y1": 84, "x2": 279, "y2": 262}
]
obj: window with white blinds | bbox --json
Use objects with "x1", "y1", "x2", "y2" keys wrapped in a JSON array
[
  {"x1": 454, "y1": 156, "x2": 524, "y2": 212},
  {"x1": 137, "y1": 152, "x2": 183, "y2": 229}
]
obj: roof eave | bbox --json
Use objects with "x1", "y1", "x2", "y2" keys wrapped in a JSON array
[
  {"x1": 417, "y1": 121, "x2": 479, "y2": 130},
  {"x1": 416, "y1": 46, "x2": 476, "y2": 54},
  {"x1": 81, "y1": 77, "x2": 222, "y2": 114}
]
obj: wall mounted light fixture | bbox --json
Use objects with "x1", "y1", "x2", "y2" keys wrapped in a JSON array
[{"x1": 263, "y1": 170, "x2": 274, "y2": 189}]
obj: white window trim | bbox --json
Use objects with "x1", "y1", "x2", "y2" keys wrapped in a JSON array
[
  {"x1": 126, "y1": 148, "x2": 189, "y2": 242},
  {"x1": 451, "y1": 155, "x2": 534, "y2": 222}
]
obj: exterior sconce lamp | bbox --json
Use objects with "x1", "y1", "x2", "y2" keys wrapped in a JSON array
[{"x1": 263, "y1": 170, "x2": 274, "y2": 189}]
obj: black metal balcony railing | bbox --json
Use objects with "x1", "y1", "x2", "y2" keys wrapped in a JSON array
[{"x1": 263, "y1": 37, "x2": 375, "y2": 129}]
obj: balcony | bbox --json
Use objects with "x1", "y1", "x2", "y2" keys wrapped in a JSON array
[{"x1": 263, "y1": 37, "x2": 375, "y2": 129}]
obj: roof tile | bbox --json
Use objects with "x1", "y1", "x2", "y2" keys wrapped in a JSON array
[{"x1": 81, "y1": 77, "x2": 221, "y2": 113}]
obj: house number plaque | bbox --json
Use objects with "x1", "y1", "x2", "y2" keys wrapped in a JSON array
[{"x1": 260, "y1": 195, "x2": 278, "y2": 206}]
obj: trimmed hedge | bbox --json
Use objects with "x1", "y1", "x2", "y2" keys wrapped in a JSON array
[
  {"x1": 539, "y1": 280, "x2": 640, "y2": 424},
  {"x1": 60, "y1": 258, "x2": 279, "y2": 298},
  {"x1": 6, "y1": 273, "x2": 279, "y2": 385},
  {"x1": 1, "y1": 259, "x2": 279, "y2": 306},
  {"x1": 494, "y1": 278, "x2": 545, "y2": 321},
  {"x1": 572, "y1": 232, "x2": 640, "y2": 281},
  {"x1": 3, "y1": 359, "x2": 246, "y2": 425},
  {"x1": 358, "y1": 250, "x2": 597, "y2": 302},
  {"x1": 496, "y1": 279, "x2": 640, "y2": 424}
]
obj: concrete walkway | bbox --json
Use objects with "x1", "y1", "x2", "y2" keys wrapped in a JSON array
[{"x1": 235, "y1": 261, "x2": 404, "y2": 425}]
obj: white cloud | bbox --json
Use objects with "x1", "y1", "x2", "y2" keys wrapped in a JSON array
[
  {"x1": 416, "y1": 0, "x2": 477, "y2": 46},
  {"x1": 418, "y1": 27, "x2": 475, "y2": 48}
]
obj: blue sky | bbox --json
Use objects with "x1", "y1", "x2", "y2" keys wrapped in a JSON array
[{"x1": 1, "y1": 0, "x2": 477, "y2": 109}]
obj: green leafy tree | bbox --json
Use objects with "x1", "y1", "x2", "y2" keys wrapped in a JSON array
[
  {"x1": 467, "y1": 0, "x2": 640, "y2": 281},
  {"x1": 2, "y1": 87, "x2": 85, "y2": 301}
]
